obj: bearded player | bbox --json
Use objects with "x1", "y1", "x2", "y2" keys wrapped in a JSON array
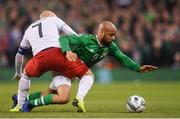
[{"x1": 18, "y1": 21, "x2": 157, "y2": 112}]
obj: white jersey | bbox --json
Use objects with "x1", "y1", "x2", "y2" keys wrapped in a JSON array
[{"x1": 20, "y1": 17, "x2": 77, "y2": 56}]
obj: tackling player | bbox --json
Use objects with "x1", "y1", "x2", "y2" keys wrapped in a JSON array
[
  {"x1": 19, "y1": 21, "x2": 157, "y2": 112},
  {"x1": 10, "y1": 10, "x2": 93, "y2": 112}
]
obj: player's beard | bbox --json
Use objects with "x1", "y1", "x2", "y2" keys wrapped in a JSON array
[
  {"x1": 102, "y1": 39, "x2": 112, "y2": 46},
  {"x1": 101, "y1": 33, "x2": 110, "y2": 46}
]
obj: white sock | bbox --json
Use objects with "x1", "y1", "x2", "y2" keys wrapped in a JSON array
[
  {"x1": 76, "y1": 75, "x2": 94, "y2": 101},
  {"x1": 17, "y1": 74, "x2": 30, "y2": 106}
]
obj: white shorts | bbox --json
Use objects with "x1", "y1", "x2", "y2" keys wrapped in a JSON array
[{"x1": 49, "y1": 75, "x2": 71, "y2": 90}]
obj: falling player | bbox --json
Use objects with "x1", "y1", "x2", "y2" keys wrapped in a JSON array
[{"x1": 17, "y1": 21, "x2": 157, "y2": 112}]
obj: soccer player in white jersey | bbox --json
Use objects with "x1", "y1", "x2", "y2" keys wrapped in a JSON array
[{"x1": 10, "y1": 10, "x2": 93, "y2": 112}]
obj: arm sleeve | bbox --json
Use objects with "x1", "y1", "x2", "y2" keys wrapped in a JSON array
[
  {"x1": 109, "y1": 42, "x2": 141, "y2": 72},
  {"x1": 59, "y1": 35, "x2": 80, "y2": 53},
  {"x1": 15, "y1": 52, "x2": 24, "y2": 76}
]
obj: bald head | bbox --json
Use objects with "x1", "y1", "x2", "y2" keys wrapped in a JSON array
[
  {"x1": 99, "y1": 21, "x2": 117, "y2": 33},
  {"x1": 39, "y1": 10, "x2": 56, "y2": 19},
  {"x1": 97, "y1": 21, "x2": 117, "y2": 46}
]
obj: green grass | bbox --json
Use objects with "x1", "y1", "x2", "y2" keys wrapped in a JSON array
[{"x1": 0, "y1": 81, "x2": 180, "y2": 118}]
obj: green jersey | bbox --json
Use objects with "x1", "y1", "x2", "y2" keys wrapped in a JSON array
[{"x1": 59, "y1": 34, "x2": 141, "y2": 72}]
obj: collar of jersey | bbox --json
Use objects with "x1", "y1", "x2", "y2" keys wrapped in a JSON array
[{"x1": 96, "y1": 35, "x2": 103, "y2": 47}]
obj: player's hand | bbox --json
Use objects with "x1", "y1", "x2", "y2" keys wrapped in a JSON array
[
  {"x1": 66, "y1": 51, "x2": 77, "y2": 61},
  {"x1": 12, "y1": 74, "x2": 21, "y2": 80},
  {"x1": 140, "y1": 65, "x2": 157, "y2": 73}
]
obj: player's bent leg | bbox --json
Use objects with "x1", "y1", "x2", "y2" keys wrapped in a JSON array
[
  {"x1": 24, "y1": 70, "x2": 55, "y2": 102},
  {"x1": 22, "y1": 75, "x2": 71, "y2": 112},
  {"x1": 72, "y1": 69, "x2": 94, "y2": 113}
]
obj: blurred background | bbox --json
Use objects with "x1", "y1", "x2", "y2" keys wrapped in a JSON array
[{"x1": 0, "y1": 0, "x2": 180, "y2": 83}]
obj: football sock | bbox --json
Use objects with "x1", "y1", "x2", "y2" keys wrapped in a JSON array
[
  {"x1": 18, "y1": 74, "x2": 30, "y2": 106},
  {"x1": 30, "y1": 94, "x2": 54, "y2": 107},
  {"x1": 27, "y1": 91, "x2": 41, "y2": 101},
  {"x1": 76, "y1": 75, "x2": 94, "y2": 101}
]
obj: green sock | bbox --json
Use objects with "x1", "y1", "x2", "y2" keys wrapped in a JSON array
[
  {"x1": 27, "y1": 91, "x2": 41, "y2": 101},
  {"x1": 30, "y1": 94, "x2": 54, "y2": 107}
]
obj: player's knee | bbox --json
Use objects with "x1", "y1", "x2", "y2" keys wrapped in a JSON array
[
  {"x1": 57, "y1": 96, "x2": 70, "y2": 104},
  {"x1": 60, "y1": 97, "x2": 70, "y2": 104}
]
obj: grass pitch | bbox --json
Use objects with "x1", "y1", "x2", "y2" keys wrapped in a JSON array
[{"x1": 0, "y1": 81, "x2": 180, "y2": 118}]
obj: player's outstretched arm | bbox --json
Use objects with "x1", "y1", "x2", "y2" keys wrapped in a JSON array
[
  {"x1": 109, "y1": 42, "x2": 141, "y2": 72},
  {"x1": 109, "y1": 42, "x2": 157, "y2": 73},
  {"x1": 140, "y1": 65, "x2": 157, "y2": 73}
]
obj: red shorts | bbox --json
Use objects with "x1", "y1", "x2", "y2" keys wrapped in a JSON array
[{"x1": 25, "y1": 48, "x2": 89, "y2": 79}]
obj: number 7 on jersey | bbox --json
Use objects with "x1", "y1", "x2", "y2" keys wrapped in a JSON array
[{"x1": 32, "y1": 22, "x2": 43, "y2": 38}]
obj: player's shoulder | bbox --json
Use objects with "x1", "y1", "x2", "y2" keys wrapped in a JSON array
[
  {"x1": 78, "y1": 34, "x2": 96, "y2": 44},
  {"x1": 78, "y1": 34, "x2": 95, "y2": 38}
]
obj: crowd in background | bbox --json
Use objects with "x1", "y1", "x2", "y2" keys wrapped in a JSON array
[{"x1": 0, "y1": 0, "x2": 179, "y2": 69}]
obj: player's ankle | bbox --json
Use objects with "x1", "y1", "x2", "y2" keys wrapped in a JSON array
[{"x1": 76, "y1": 96, "x2": 83, "y2": 102}]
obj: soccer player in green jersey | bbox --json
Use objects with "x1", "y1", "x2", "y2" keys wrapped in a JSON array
[
  {"x1": 17, "y1": 21, "x2": 156, "y2": 112},
  {"x1": 61, "y1": 21, "x2": 156, "y2": 73}
]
